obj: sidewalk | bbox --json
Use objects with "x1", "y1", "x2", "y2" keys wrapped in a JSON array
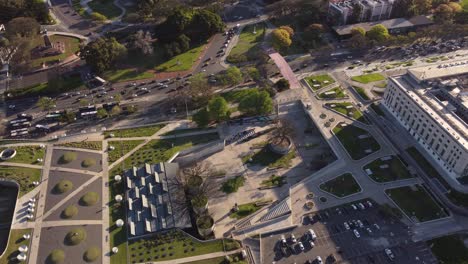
[{"x1": 143, "y1": 249, "x2": 242, "y2": 264}]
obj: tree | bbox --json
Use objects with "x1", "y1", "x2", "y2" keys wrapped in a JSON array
[
  {"x1": 129, "y1": 30, "x2": 154, "y2": 55},
  {"x1": 0, "y1": 0, "x2": 49, "y2": 24},
  {"x1": 350, "y1": 27, "x2": 367, "y2": 48},
  {"x1": 454, "y1": 10, "x2": 468, "y2": 24},
  {"x1": 219, "y1": 66, "x2": 243, "y2": 86},
  {"x1": 434, "y1": 4, "x2": 455, "y2": 23},
  {"x1": 366, "y1": 24, "x2": 390, "y2": 42},
  {"x1": 275, "y1": 78, "x2": 290, "y2": 92},
  {"x1": 245, "y1": 67, "x2": 261, "y2": 81},
  {"x1": 351, "y1": 27, "x2": 366, "y2": 36},
  {"x1": 208, "y1": 96, "x2": 230, "y2": 122},
  {"x1": 110, "y1": 105, "x2": 122, "y2": 116},
  {"x1": 59, "y1": 111, "x2": 76, "y2": 123},
  {"x1": 190, "y1": 9, "x2": 225, "y2": 39},
  {"x1": 5, "y1": 17, "x2": 40, "y2": 39},
  {"x1": 305, "y1": 23, "x2": 324, "y2": 36},
  {"x1": 238, "y1": 90, "x2": 273, "y2": 115},
  {"x1": 271, "y1": 118, "x2": 295, "y2": 143},
  {"x1": 114, "y1": 94, "x2": 122, "y2": 103},
  {"x1": 91, "y1": 12, "x2": 107, "y2": 22},
  {"x1": 80, "y1": 37, "x2": 127, "y2": 73},
  {"x1": 348, "y1": 3, "x2": 362, "y2": 24},
  {"x1": 279, "y1": 25, "x2": 294, "y2": 36},
  {"x1": 271, "y1": 28, "x2": 292, "y2": 50},
  {"x1": 448, "y1": 2, "x2": 462, "y2": 13},
  {"x1": 37, "y1": 97, "x2": 56, "y2": 112},
  {"x1": 187, "y1": 73, "x2": 212, "y2": 106},
  {"x1": 414, "y1": 0, "x2": 432, "y2": 14},
  {"x1": 126, "y1": 105, "x2": 138, "y2": 114},
  {"x1": 96, "y1": 108, "x2": 108, "y2": 119},
  {"x1": 192, "y1": 107, "x2": 210, "y2": 127},
  {"x1": 176, "y1": 34, "x2": 190, "y2": 52}
]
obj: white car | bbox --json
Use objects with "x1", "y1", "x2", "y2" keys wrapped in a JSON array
[
  {"x1": 316, "y1": 256, "x2": 323, "y2": 264},
  {"x1": 280, "y1": 235, "x2": 286, "y2": 244},
  {"x1": 290, "y1": 234, "x2": 297, "y2": 243},
  {"x1": 366, "y1": 201, "x2": 373, "y2": 207},
  {"x1": 353, "y1": 229, "x2": 360, "y2": 238},
  {"x1": 358, "y1": 203, "x2": 366, "y2": 210},
  {"x1": 366, "y1": 227, "x2": 373, "y2": 234},
  {"x1": 309, "y1": 240, "x2": 315, "y2": 248},
  {"x1": 298, "y1": 242, "x2": 305, "y2": 251},
  {"x1": 344, "y1": 222, "x2": 350, "y2": 230},
  {"x1": 308, "y1": 229, "x2": 317, "y2": 240},
  {"x1": 385, "y1": 248, "x2": 395, "y2": 260},
  {"x1": 357, "y1": 220, "x2": 364, "y2": 228},
  {"x1": 351, "y1": 204, "x2": 358, "y2": 210},
  {"x1": 374, "y1": 223, "x2": 380, "y2": 230}
]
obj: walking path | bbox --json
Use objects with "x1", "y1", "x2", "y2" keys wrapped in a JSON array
[
  {"x1": 143, "y1": 249, "x2": 242, "y2": 264},
  {"x1": 52, "y1": 146, "x2": 103, "y2": 154},
  {"x1": 101, "y1": 140, "x2": 111, "y2": 264}
]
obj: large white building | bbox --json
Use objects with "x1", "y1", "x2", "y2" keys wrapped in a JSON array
[
  {"x1": 382, "y1": 61, "x2": 468, "y2": 181},
  {"x1": 328, "y1": 0, "x2": 395, "y2": 25}
]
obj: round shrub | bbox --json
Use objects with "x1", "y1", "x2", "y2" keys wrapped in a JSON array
[
  {"x1": 54, "y1": 180, "x2": 73, "y2": 194},
  {"x1": 83, "y1": 246, "x2": 101, "y2": 262},
  {"x1": 59, "y1": 152, "x2": 77, "y2": 164},
  {"x1": 65, "y1": 228, "x2": 87, "y2": 245},
  {"x1": 80, "y1": 192, "x2": 100, "y2": 206},
  {"x1": 61, "y1": 205, "x2": 78, "y2": 219},
  {"x1": 81, "y1": 158, "x2": 96, "y2": 168},
  {"x1": 48, "y1": 249, "x2": 65, "y2": 264}
]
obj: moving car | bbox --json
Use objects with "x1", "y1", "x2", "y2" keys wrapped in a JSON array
[{"x1": 353, "y1": 229, "x2": 360, "y2": 238}]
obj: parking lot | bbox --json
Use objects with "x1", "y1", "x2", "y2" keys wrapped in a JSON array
[{"x1": 261, "y1": 199, "x2": 438, "y2": 264}]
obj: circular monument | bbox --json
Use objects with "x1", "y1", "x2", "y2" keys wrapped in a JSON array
[{"x1": 0, "y1": 148, "x2": 16, "y2": 160}]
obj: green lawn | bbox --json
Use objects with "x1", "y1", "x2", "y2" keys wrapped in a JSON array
[
  {"x1": 111, "y1": 133, "x2": 220, "y2": 175},
  {"x1": 221, "y1": 176, "x2": 245, "y2": 194},
  {"x1": 221, "y1": 88, "x2": 260, "y2": 103},
  {"x1": 326, "y1": 102, "x2": 368, "y2": 124},
  {"x1": 333, "y1": 123, "x2": 380, "y2": 160},
  {"x1": 0, "y1": 229, "x2": 32, "y2": 264},
  {"x1": 319, "y1": 173, "x2": 361, "y2": 198},
  {"x1": 187, "y1": 253, "x2": 247, "y2": 264},
  {"x1": 31, "y1": 35, "x2": 81, "y2": 67},
  {"x1": 318, "y1": 86, "x2": 346, "y2": 99},
  {"x1": 353, "y1": 86, "x2": 370, "y2": 100},
  {"x1": 0, "y1": 146, "x2": 45, "y2": 165},
  {"x1": 244, "y1": 147, "x2": 296, "y2": 169},
  {"x1": 227, "y1": 23, "x2": 266, "y2": 63},
  {"x1": 88, "y1": 0, "x2": 122, "y2": 19},
  {"x1": 0, "y1": 166, "x2": 41, "y2": 196},
  {"x1": 104, "y1": 124, "x2": 166, "y2": 138},
  {"x1": 58, "y1": 141, "x2": 102, "y2": 151},
  {"x1": 364, "y1": 155, "x2": 414, "y2": 183},
  {"x1": 370, "y1": 103, "x2": 385, "y2": 116},
  {"x1": 155, "y1": 45, "x2": 205, "y2": 72},
  {"x1": 385, "y1": 185, "x2": 447, "y2": 222},
  {"x1": 6, "y1": 74, "x2": 84, "y2": 99},
  {"x1": 103, "y1": 69, "x2": 154, "y2": 83},
  {"x1": 128, "y1": 230, "x2": 240, "y2": 263},
  {"x1": 428, "y1": 234, "x2": 468, "y2": 264},
  {"x1": 406, "y1": 147, "x2": 468, "y2": 207},
  {"x1": 351, "y1": 73, "x2": 385, "y2": 84},
  {"x1": 161, "y1": 127, "x2": 215, "y2": 136},
  {"x1": 305, "y1": 74, "x2": 335, "y2": 91},
  {"x1": 108, "y1": 140, "x2": 144, "y2": 163},
  {"x1": 374, "y1": 81, "x2": 387, "y2": 88},
  {"x1": 230, "y1": 202, "x2": 263, "y2": 219}
]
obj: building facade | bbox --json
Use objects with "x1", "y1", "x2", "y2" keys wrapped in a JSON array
[
  {"x1": 382, "y1": 62, "x2": 468, "y2": 181},
  {"x1": 328, "y1": 0, "x2": 394, "y2": 26}
]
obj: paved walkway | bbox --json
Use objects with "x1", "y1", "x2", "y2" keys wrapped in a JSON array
[
  {"x1": 269, "y1": 52, "x2": 301, "y2": 89},
  {"x1": 142, "y1": 249, "x2": 242, "y2": 264},
  {"x1": 101, "y1": 140, "x2": 111, "y2": 264}
]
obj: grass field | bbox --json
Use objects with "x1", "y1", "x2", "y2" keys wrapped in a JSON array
[
  {"x1": 320, "y1": 173, "x2": 361, "y2": 197},
  {"x1": 58, "y1": 141, "x2": 102, "y2": 151},
  {"x1": 353, "y1": 86, "x2": 370, "y2": 100},
  {"x1": 428, "y1": 234, "x2": 468, "y2": 264},
  {"x1": 88, "y1": 0, "x2": 121, "y2": 19},
  {"x1": 0, "y1": 146, "x2": 45, "y2": 165},
  {"x1": 0, "y1": 166, "x2": 41, "y2": 196},
  {"x1": 364, "y1": 155, "x2": 414, "y2": 183},
  {"x1": 385, "y1": 185, "x2": 447, "y2": 222},
  {"x1": 128, "y1": 230, "x2": 240, "y2": 263},
  {"x1": 108, "y1": 140, "x2": 144, "y2": 163},
  {"x1": 227, "y1": 23, "x2": 266, "y2": 63},
  {"x1": 326, "y1": 102, "x2": 368, "y2": 124},
  {"x1": 0, "y1": 229, "x2": 32, "y2": 264},
  {"x1": 305, "y1": 74, "x2": 335, "y2": 91},
  {"x1": 333, "y1": 123, "x2": 380, "y2": 160},
  {"x1": 318, "y1": 86, "x2": 346, "y2": 99},
  {"x1": 230, "y1": 202, "x2": 263, "y2": 219},
  {"x1": 161, "y1": 127, "x2": 215, "y2": 136},
  {"x1": 103, "y1": 69, "x2": 154, "y2": 83},
  {"x1": 104, "y1": 124, "x2": 165, "y2": 138},
  {"x1": 221, "y1": 88, "x2": 259, "y2": 103},
  {"x1": 7, "y1": 74, "x2": 84, "y2": 99},
  {"x1": 351, "y1": 73, "x2": 385, "y2": 84},
  {"x1": 155, "y1": 45, "x2": 205, "y2": 72}
]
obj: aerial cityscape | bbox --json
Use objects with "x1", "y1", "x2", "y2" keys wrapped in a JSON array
[{"x1": 0, "y1": 0, "x2": 467, "y2": 263}]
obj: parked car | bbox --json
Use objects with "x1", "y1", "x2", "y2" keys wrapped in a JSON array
[
  {"x1": 298, "y1": 242, "x2": 305, "y2": 251},
  {"x1": 290, "y1": 234, "x2": 297, "y2": 243},
  {"x1": 385, "y1": 248, "x2": 395, "y2": 260},
  {"x1": 353, "y1": 229, "x2": 360, "y2": 238}
]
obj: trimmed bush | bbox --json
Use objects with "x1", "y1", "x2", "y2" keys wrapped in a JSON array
[
  {"x1": 80, "y1": 192, "x2": 100, "y2": 206},
  {"x1": 62, "y1": 205, "x2": 78, "y2": 219},
  {"x1": 83, "y1": 246, "x2": 101, "y2": 262},
  {"x1": 81, "y1": 158, "x2": 96, "y2": 168},
  {"x1": 59, "y1": 152, "x2": 77, "y2": 164},
  {"x1": 48, "y1": 249, "x2": 65, "y2": 264},
  {"x1": 65, "y1": 228, "x2": 87, "y2": 245},
  {"x1": 54, "y1": 180, "x2": 73, "y2": 194},
  {"x1": 221, "y1": 176, "x2": 245, "y2": 194}
]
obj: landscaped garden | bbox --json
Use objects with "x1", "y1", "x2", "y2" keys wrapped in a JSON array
[
  {"x1": 0, "y1": 146, "x2": 45, "y2": 165},
  {"x1": 108, "y1": 140, "x2": 144, "y2": 163},
  {"x1": 104, "y1": 124, "x2": 166, "y2": 138},
  {"x1": 58, "y1": 141, "x2": 102, "y2": 151},
  {"x1": 243, "y1": 147, "x2": 296, "y2": 169},
  {"x1": 333, "y1": 123, "x2": 380, "y2": 160},
  {"x1": 318, "y1": 86, "x2": 346, "y2": 99},
  {"x1": 0, "y1": 229, "x2": 32, "y2": 264},
  {"x1": 0, "y1": 166, "x2": 41, "y2": 196},
  {"x1": 385, "y1": 185, "x2": 447, "y2": 222},
  {"x1": 305, "y1": 74, "x2": 335, "y2": 91},
  {"x1": 227, "y1": 23, "x2": 266, "y2": 63},
  {"x1": 230, "y1": 202, "x2": 264, "y2": 219},
  {"x1": 428, "y1": 234, "x2": 468, "y2": 264},
  {"x1": 127, "y1": 230, "x2": 240, "y2": 263},
  {"x1": 352, "y1": 86, "x2": 370, "y2": 100},
  {"x1": 326, "y1": 102, "x2": 368, "y2": 124},
  {"x1": 363, "y1": 155, "x2": 414, "y2": 183},
  {"x1": 319, "y1": 173, "x2": 361, "y2": 198},
  {"x1": 88, "y1": 0, "x2": 122, "y2": 20},
  {"x1": 351, "y1": 73, "x2": 385, "y2": 84}
]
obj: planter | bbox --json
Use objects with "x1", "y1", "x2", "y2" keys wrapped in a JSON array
[
  {"x1": 192, "y1": 196, "x2": 208, "y2": 215},
  {"x1": 196, "y1": 215, "x2": 214, "y2": 238},
  {"x1": 0, "y1": 148, "x2": 16, "y2": 160},
  {"x1": 268, "y1": 136, "x2": 292, "y2": 155}
]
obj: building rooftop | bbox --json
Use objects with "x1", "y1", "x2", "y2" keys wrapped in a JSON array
[{"x1": 408, "y1": 60, "x2": 468, "y2": 82}]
